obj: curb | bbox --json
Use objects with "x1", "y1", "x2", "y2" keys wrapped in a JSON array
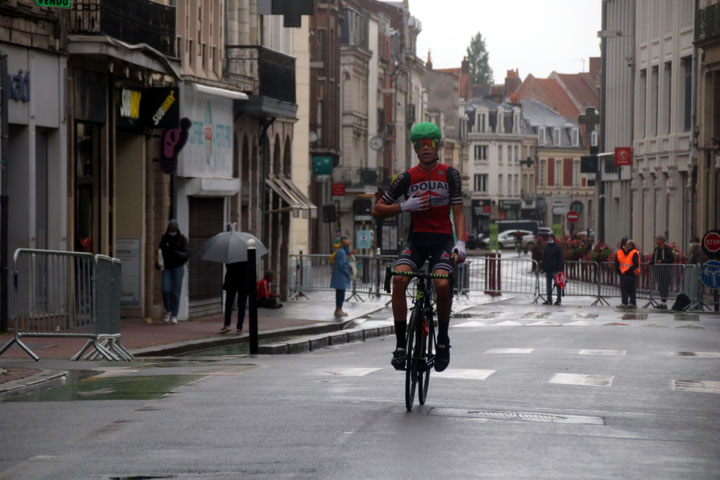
[{"x1": 0, "y1": 370, "x2": 68, "y2": 394}]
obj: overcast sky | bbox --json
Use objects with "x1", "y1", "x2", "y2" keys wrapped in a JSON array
[{"x1": 410, "y1": 0, "x2": 602, "y2": 81}]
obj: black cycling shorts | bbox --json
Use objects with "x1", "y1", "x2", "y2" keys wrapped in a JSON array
[{"x1": 394, "y1": 234, "x2": 456, "y2": 274}]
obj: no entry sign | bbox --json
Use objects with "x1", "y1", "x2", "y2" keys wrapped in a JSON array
[
  {"x1": 702, "y1": 230, "x2": 720, "y2": 258},
  {"x1": 566, "y1": 210, "x2": 579, "y2": 223}
]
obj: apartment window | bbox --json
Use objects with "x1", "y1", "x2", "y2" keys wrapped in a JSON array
[
  {"x1": 514, "y1": 145, "x2": 519, "y2": 164},
  {"x1": 513, "y1": 175, "x2": 518, "y2": 195},
  {"x1": 553, "y1": 127, "x2": 561, "y2": 146},
  {"x1": 188, "y1": 39, "x2": 193, "y2": 59},
  {"x1": 499, "y1": 174, "x2": 503, "y2": 194},
  {"x1": 572, "y1": 128, "x2": 579, "y2": 146},
  {"x1": 316, "y1": 29, "x2": 326, "y2": 60},
  {"x1": 477, "y1": 113, "x2": 486, "y2": 133},
  {"x1": 498, "y1": 144, "x2": 503, "y2": 164},
  {"x1": 202, "y1": 43, "x2": 207, "y2": 69},
  {"x1": 474, "y1": 144, "x2": 488, "y2": 160},
  {"x1": 474, "y1": 174, "x2": 488, "y2": 192},
  {"x1": 555, "y1": 160, "x2": 562, "y2": 188},
  {"x1": 664, "y1": 61, "x2": 672, "y2": 134},
  {"x1": 639, "y1": 69, "x2": 647, "y2": 137},
  {"x1": 682, "y1": 56, "x2": 692, "y2": 131},
  {"x1": 539, "y1": 159, "x2": 546, "y2": 187},
  {"x1": 497, "y1": 111, "x2": 504, "y2": 133},
  {"x1": 176, "y1": 36, "x2": 182, "y2": 58},
  {"x1": 316, "y1": 100, "x2": 323, "y2": 141},
  {"x1": 507, "y1": 175, "x2": 511, "y2": 195},
  {"x1": 651, "y1": 65, "x2": 659, "y2": 136},
  {"x1": 573, "y1": 160, "x2": 580, "y2": 188},
  {"x1": 563, "y1": 158, "x2": 573, "y2": 187},
  {"x1": 513, "y1": 112, "x2": 519, "y2": 133},
  {"x1": 538, "y1": 127, "x2": 545, "y2": 144}
]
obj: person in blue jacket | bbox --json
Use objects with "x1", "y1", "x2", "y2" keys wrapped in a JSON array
[{"x1": 331, "y1": 236, "x2": 353, "y2": 318}]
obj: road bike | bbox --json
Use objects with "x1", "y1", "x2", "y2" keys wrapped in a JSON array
[{"x1": 384, "y1": 266, "x2": 454, "y2": 411}]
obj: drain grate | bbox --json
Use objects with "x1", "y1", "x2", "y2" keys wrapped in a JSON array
[{"x1": 430, "y1": 407, "x2": 605, "y2": 425}]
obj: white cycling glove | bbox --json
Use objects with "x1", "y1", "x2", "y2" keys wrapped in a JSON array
[
  {"x1": 453, "y1": 240, "x2": 466, "y2": 263},
  {"x1": 400, "y1": 194, "x2": 425, "y2": 212}
]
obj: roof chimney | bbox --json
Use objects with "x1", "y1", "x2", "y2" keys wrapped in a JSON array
[
  {"x1": 426, "y1": 49, "x2": 432, "y2": 70},
  {"x1": 504, "y1": 69, "x2": 521, "y2": 96}
]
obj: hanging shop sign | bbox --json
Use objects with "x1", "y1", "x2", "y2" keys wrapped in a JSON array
[{"x1": 116, "y1": 87, "x2": 180, "y2": 130}]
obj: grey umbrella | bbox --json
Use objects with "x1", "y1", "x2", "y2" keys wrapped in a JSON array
[{"x1": 198, "y1": 231, "x2": 268, "y2": 263}]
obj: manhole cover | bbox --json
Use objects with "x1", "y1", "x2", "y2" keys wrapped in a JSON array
[{"x1": 430, "y1": 408, "x2": 604, "y2": 425}]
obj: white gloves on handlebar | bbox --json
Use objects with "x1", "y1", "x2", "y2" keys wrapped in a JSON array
[
  {"x1": 453, "y1": 241, "x2": 466, "y2": 263},
  {"x1": 400, "y1": 194, "x2": 425, "y2": 212}
]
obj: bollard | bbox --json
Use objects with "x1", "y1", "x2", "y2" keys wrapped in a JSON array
[{"x1": 248, "y1": 240, "x2": 258, "y2": 355}]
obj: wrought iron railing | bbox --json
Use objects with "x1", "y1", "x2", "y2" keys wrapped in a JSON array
[
  {"x1": 696, "y1": 3, "x2": 720, "y2": 46},
  {"x1": 225, "y1": 45, "x2": 296, "y2": 104},
  {"x1": 69, "y1": 0, "x2": 176, "y2": 57}
]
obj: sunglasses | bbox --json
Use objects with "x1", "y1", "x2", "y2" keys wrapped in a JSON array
[{"x1": 412, "y1": 138, "x2": 438, "y2": 149}]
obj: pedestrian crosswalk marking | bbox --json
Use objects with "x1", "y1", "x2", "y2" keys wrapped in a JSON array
[
  {"x1": 317, "y1": 367, "x2": 381, "y2": 377},
  {"x1": 579, "y1": 349, "x2": 626, "y2": 356},
  {"x1": 672, "y1": 380, "x2": 720, "y2": 394},
  {"x1": 550, "y1": 373, "x2": 614, "y2": 387},
  {"x1": 454, "y1": 320, "x2": 488, "y2": 328},
  {"x1": 438, "y1": 369, "x2": 496, "y2": 380},
  {"x1": 675, "y1": 324, "x2": 705, "y2": 329},
  {"x1": 566, "y1": 320, "x2": 592, "y2": 326},
  {"x1": 494, "y1": 320, "x2": 524, "y2": 326},
  {"x1": 486, "y1": 348, "x2": 534, "y2": 354}
]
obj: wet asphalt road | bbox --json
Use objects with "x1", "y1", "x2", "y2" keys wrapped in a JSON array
[{"x1": 1, "y1": 296, "x2": 719, "y2": 479}]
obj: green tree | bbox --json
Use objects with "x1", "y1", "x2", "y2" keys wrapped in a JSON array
[{"x1": 466, "y1": 32, "x2": 493, "y2": 85}]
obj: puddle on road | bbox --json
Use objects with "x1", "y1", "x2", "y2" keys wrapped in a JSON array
[
  {"x1": 673, "y1": 314, "x2": 700, "y2": 322},
  {"x1": 2, "y1": 375, "x2": 202, "y2": 402},
  {"x1": 621, "y1": 313, "x2": 649, "y2": 321}
]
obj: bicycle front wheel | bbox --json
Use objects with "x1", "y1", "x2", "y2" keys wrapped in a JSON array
[
  {"x1": 418, "y1": 314, "x2": 433, "y2": 405},
  {"x1": 404, "y1": 310, "x2": 419, "y2": 411}
]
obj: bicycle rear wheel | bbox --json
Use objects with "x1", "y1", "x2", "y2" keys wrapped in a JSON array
[{"x1": 404, "y1": 310, "x2": 419, "y2": 411}]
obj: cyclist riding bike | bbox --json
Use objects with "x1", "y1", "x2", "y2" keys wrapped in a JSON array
[{"x1": 371, "y1": 121, "x2": 467, "y2": 372}]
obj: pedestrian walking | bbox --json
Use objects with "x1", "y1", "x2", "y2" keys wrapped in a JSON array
[
  {"x1": 541, "y1": 235, "x2": 564, "y2": 305},
  {"x1": 615, "y1": 239, "x2": 640, "y2": 308},
  {"x1": 257, "y1": 271, "x2": 282, "y2": 309},
  {"x1": 687, "y1": 237, "x2": 707, "y2": 265},
  {"x1": 220, "y1": 261, "x2": 250, "y2": 334},
  {"x1": 649, "y1": 234, "x2": 675, "y2": 309},
  {"x1": 331, "y1": 236, "x2": 353, "y2": 318},
  {"x1": 158, "y1": 219, "x2": 189, "y2": 324}
]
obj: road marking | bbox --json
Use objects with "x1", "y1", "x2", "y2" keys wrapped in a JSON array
[
  {"x1": 565, "y1": 320, "x2": 592, "y2": 326},
  {"x1": 673, "y1": 352, "x2": 720, "y2": 357},
  {"x1": 430, "y1": 408, "x2": 604, "y2": 425},
  {"x1": 675, "y1": 324, "x2": 705, "y2": 329},
  {"x1": 643, "y1": 323, "x2": 669, "y2": 328},
  {"x1": 603, "y1": 322, "x2": 630, "y2": 326},
  {"x1": 550, "y1": 373, "x2": 614, "y2": 387},
  {"x1": 673, "y1": 380, "x2": 720, "y2": 394},
  {"x1": 486, "y1": 348, "x2": 534, "y2": 354},
  {"x1": 317, "y1": 367, "x2": 382, "y2": 377},
  {"x1": 438, "y1": 369, "x2": 496, "y2": 380},
  {"x1": 494, "y1": 320, "x2": 524, "y2": 326},
  {"x1": 528, "y1": 320, "x2": 561, "y2": 326},
  {"x1": 454, "y1": 320, "x2": 487, "y2": 328},
  {"x1": 579, "y1": 349, "x2": 626, "y2": 356}
]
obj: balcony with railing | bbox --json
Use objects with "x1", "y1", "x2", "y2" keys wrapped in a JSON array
[
  {"x1": 225, "y1": 45, "x2": 296, "y2": 105},
  {"x1": 696, "y1": 3, "x2": 720, "y2": 46},
  {"x1": 69, "y1": 0, "x2": 176, "y2": 57},
  {"x1": 332, "y1": 167, "x2": 380, "y2": 189}
]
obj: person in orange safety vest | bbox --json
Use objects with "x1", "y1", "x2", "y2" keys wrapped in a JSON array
[{"x1": 614, "y1": 239, "x2": 639, "y2": 309}]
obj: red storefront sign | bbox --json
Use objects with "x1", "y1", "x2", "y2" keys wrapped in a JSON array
[
  {"x1": 614, "y1": 147, "x2": 633, "y2": 166},
  {"x1": 331, "y1": 183, "x2": 346, "y2": 198}
]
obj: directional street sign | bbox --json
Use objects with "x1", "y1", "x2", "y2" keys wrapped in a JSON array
[{"x1": 700, "y1": 260, "x2": 720, "y2": 289}]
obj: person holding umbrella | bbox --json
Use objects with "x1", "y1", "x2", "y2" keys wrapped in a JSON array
[{"x1": 220, "y1": 261, "x2": 250, "y2": 334}]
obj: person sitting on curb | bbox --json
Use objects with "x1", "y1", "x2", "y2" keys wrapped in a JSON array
[{"x1": 257, "y1": 271, "x2": 283, "y2": 309}]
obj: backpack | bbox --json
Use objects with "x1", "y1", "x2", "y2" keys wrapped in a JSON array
[{"x1": 671, "y1": 293, "x2": 691, "y2": 312}]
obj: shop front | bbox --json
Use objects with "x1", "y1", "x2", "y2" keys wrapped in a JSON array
[{"x1": 498, "y1": 200, "x2": 521, "y2": 221}]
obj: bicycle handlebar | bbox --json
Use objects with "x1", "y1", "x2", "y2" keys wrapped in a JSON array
[{"x1": 384, "y1": 266, "x2": 454, "y2": 294}]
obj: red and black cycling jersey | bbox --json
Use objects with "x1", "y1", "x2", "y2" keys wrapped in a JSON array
[{"x1": 381, "y1": 162, "x2": 462, "y2": 239}]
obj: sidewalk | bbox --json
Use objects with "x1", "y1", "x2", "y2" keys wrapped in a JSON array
[{"x1": 0, "y1": 291, "x2": 394, "y2": 384}]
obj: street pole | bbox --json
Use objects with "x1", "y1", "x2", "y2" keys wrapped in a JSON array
[
  {"x1": 0, "y1": 52, "x2": 9, "y2": 331},
  {"x1": 248, "y1": 239, "x2": 258, "y2": 355}
]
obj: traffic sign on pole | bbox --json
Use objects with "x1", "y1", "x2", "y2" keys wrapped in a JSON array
[
  {"x1": 566, "y1": 210, "x2": 579, "y2": 223},
  {"x1": 702, "y1": 230, "x2": 720, "y2": 258}
]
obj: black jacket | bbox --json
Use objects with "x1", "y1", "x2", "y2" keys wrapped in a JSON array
[
  {"x1": 159, "y1": 232, "x2": 189, "y2": 269},
  {"x1": 223, "y1": 261, "x2": 251, "y2": 294},
  {"x1": 541, "y1": 242, "x2": 564, "y2": 273},
  {"x1": 650, "y1": 245, "x2": 674, "y2": 265}
]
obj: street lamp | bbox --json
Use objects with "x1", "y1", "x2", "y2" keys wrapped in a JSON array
[{"x1": 520, "y1": 156, "x2": 535, "y2": 168}]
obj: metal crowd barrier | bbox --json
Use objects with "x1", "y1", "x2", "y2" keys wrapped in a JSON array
[
  {"x1": 0, "y1": 249, "x2": 131, "y2": 361},
  {"x1": 464, "y1": 255, "x2": 539, "y2": 299}
]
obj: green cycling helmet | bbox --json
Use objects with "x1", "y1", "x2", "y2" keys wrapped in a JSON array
[{"x1": 409, "y1": 122, "x2": 442, "y2": 143}]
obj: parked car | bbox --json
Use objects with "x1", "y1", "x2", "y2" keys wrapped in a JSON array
[
  {"x1": 476, "y1": 233, "x2": 490, "y2": 248},
  {"x1": 536, "y1": 227, "x2": 553, "y2": 242},
  {"x1": 497, "y1": 230, "x2": 535, "y2": 249},
  {"x1": 578, "y1": 228, "x2": 595, "y2": 242}
]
